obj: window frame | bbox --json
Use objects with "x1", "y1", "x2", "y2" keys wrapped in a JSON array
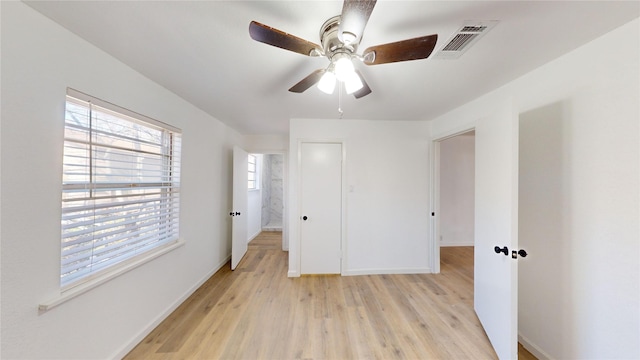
[
  {"x1": 59, "y1": 88, "x2": 183, "y2": 292},
  {"x1": 248, "y1": 153, "x2": 258, "y2": 190}
]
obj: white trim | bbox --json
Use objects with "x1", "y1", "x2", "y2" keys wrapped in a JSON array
[
  {"x1": 518, "y1": 334, "x2": 552, "y2": 360},
  {"x1": 342, "y1": 267, "x2": 432, "y2": 276},
  {"x1": 429, "y1": 138, "x2": 441, "y2": 274},
  {"x1": 247, "y1": 229, "x2": 261, "y2": 243},
  {"x1": 340, "y1": 141, "x2": 348, "y2": 275},
  {"x1": 111, "y1": 254, "x2": 231, "y2": 359},
  {"x1": 288, "y1": 270, "x2": 300, "y2": 278},
  {"x1": 247, "y1": 153, "x2": 258, "y2": 190},
  {"x1": 67, "y1": 88, "x2": 181, "y2": 133},
  {"x1": 431, "y1": 122, "x2": 476, "y2": 142},
  {"x1": 39, "y1": 239, "x2": 185, "y2": 312}
]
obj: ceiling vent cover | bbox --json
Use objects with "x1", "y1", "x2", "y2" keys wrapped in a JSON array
[{"x1": 434, "y1": 20, "x2": 498, "y2": 60}]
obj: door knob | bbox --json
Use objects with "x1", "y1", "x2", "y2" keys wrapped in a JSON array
[
  {"x1": 511, "y1": 249, "x2": 529, "y2": 259},
  {"x1": 494, "y1": 246, "x2": 508, "y2": 256},
  {"x1": 302, "y1": 216, "x2": 308, "y2": 221},
  {"x1": 229, "y1": 212, "x2": 234, "y2": 216}
]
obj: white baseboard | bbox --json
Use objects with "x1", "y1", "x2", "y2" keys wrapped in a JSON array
[
  {"x1": 519, "y1": 333, "x2": 552, "y2": 360},
  {"x1": 288, "y1": 270, "x2": 300, "y2": 277},
  {"x1": 262, "y1": 227, "x2": 283, "y2": 231},
  {"x1": 248, "y1": 231, "x2": 261, "y2": 243},
  {"x1": 342, "y1": 267, "x2": 432, "y2": 276},
  {"x1": 112, "y1": 254, "x2": 231, "y2": 359}
]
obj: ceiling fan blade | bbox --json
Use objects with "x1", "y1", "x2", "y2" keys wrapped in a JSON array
[
  {"x1": 363, "y1": 34, "x2": 438, "y2": 65},
  {"x1": 353, "y1": 70, "x2": 372, "y2": 99},
  {"x1": 249, "y1": 21, "x2": 322, "y2": 56},
  {"x1": 338, "y1": 0, "x2": 377, "y2": 45},
  {"x1": 289, "y1": 69, "x2": 326, "y2": 93}
]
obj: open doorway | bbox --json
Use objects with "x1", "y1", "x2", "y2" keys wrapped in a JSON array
[
  {"x1": 438, "y1": 132, "x2": 475, "y2": 249},
  {"x1": 260, "y1": 154, "x2": 284, "y2": 231},
  {"x1": 436, "y1": 131, "x2": 476, "y2": 276},
  {"x1": 246, "y1": 152, "x2": 288, "y2": 251},
  {"x1": 432, "y1": 130, "x2": 476, "y2": 272},
  {"x1": 433, "y1": 123, "x2": 539, "y2": 359}
]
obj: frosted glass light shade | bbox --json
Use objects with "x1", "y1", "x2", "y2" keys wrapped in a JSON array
[
  {"x1": 334, "y1": 56, "x2": 355, "y2": 81},
  {"x1": 344, "y1": 71, "x2": 364, "y2": 94},
  {"x1": 317, "y1": 71, "x2": 336, "y2": 94}
]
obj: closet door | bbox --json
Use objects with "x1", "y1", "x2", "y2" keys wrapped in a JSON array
[{"x1": 300, "y1": 142, "x2": 342, "y2": 274}]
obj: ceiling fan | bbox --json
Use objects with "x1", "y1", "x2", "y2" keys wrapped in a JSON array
[{"x1": 249, "y1": 0, "x2": 438, "y2": 99}]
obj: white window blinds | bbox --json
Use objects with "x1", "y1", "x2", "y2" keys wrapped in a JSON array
[{"x1": 61, "y1": 89, "x2": 182, "y2": 289}]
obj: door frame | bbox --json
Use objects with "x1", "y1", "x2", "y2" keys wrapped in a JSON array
[
  {"x1": 296, "y1": 139, "x2": 347, "y2": 275},
  {"x1": 429, "y1": 126, "x2": 476, "y2": 273}
]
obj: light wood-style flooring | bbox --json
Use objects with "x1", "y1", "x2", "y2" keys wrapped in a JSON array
[{"x1": 125, "y1": 232, "x2": 535, "y2": 359}]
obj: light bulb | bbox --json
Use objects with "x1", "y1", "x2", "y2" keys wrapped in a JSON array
[
  {"x1": 344, "y1": 71, "x2": 364, "y2": 94},
  {"x1": 317, "y1": 71, "x2": 336, "y2": 94},
  {"x1": 334, "y1": 55, "x2": 355, "y2": 82}
]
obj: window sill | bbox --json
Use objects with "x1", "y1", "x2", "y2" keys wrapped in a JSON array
[{"x1": 38, "y1": 239, "x2": 185, "y2": 312}]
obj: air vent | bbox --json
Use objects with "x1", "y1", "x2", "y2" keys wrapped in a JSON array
[{"x1": 434, "y1": 20, "x2": 498, "y2": 59}]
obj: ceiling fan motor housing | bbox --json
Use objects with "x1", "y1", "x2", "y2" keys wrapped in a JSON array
[{"x1": 320, "y1": 15, "x2": 357, "y2": 61}]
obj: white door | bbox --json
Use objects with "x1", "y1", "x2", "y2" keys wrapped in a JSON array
[
  {"x1": 300, "y1": 142, "x2": 342, "y2": 274},
  {"x1": 474, "y1": 100, "x2": 519, "y2": 359},
  {"x1": 231, "y1": 146, "x2": 248, "y2": 270}
]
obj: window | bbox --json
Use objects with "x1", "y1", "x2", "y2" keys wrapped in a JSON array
[
  {"x1": 61, "y1": 89, "x2": 182, "y2": 289},
  {"x1": 248, "y1": 154, "x2": 257, "y2": 189}
]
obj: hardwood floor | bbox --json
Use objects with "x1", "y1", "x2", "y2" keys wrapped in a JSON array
[
  {"x1": 518, "y1": 343, "x2": 538, "y2": 360},
  {"x1": 125, "y1": 233, "x2": 532, "y2": 359}
]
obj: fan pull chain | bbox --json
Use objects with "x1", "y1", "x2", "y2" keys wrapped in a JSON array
[{"x1": 338, "y1": 82, "x2": 344, "y2": 119}]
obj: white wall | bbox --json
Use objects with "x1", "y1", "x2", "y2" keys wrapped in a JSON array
[
  {"x1": 519, "y1": 104, "x2": 566, "y2": 359},
  {"x1": 244, "y1": 134, "x2": 288, "y2": 153},
  {"x1": 267, "y1": 155, "x2": 285, "y2": 228},
  {"x1": 0, "y1": 2, "x2": 242, "y2": 359},
  {"x1": 430, "y1": 18, "x2": 639, "y2": 360},
  {"x1": 439, "y1": 134, "x2": 475, "y2": 247},
  {"x1": 261, "y1": 154, "x2": 272, "y2": 227},
  {"x1": 260, "y1": 154, "x2": 284, "y2": 230},
  {"x1": 288, "y1": 119, "x2": 431, "y2": 276},
  {"x1": 247, "y1": 189, "x2": 263, "y2": 241}
]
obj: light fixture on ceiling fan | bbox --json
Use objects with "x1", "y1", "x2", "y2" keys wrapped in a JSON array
[
  {"x1": 249, "y1": 0, "x2": 439, "y2": 99},
  {"x1": 317, "y1": 51, "x2": 364, "y2": 95}
]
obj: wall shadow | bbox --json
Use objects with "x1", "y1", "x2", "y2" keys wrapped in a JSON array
[{"x1": 518, "y1": 100, "x2": 572, "y2": 359}]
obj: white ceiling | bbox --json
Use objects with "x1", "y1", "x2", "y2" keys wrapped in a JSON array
[{"x1": 25, "y1": 1, "x2": 640, "y2": 135}]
